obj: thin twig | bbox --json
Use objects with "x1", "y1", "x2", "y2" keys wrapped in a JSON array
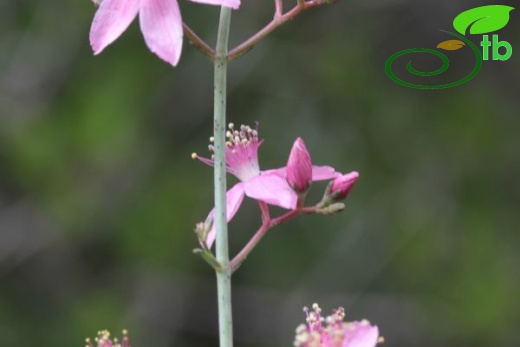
[
  {"x1": 274, "y1": 0, "x2": 283, "y2": 18},
  {"x1": 259, "y1": 201, "x2": 271, "y2": 223},
  {"x1": 183, "y1": 23, "x2": 216, "y2": 58},
  {"x1": 230, "y1": 205, "x2": 317, "y2": 272},
  {"x1": 228, "y1": 0, "x2": 326, "y2": 60}
]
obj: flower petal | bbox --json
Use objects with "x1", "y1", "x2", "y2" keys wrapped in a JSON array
[
  {"x1": 244, "y1": 173, "x2": 297, "y2": 209},
  {"x1": 139, "y1": 0, "x2": 183, "y2": 66},
  {"x1": 312, "y1": 165, "x2": 340, "y2": 181},
  {"x1": 206, "y1": 183, "x2": 245, "y2": 249},
  {"x1": 188, "y1": 0, "x2": 240, "y2": 10},
  {"x1": 264, "y1": 165, "x2": 340, "y2": 181},
  {"x1": 90, "y1": 0, "x2": 140, "y2": 54},
  {"x1": 342, "y1": 321, "x2": 379, "y2": 347},
  {"x1": 261, "y1": 167, "x2": 286, "y2": 177}
]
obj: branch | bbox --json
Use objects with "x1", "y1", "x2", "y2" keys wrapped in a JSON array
[
  {"x1": 228, "y1": 0, "x2": 328, "y2": 60},
  {"x1": 183, "y1": 23, "x2": 216, "y2": 58}
]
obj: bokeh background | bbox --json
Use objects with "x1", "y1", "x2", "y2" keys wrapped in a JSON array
[{"x1": 1, "y1": 1, "x2": 519, "y2": 346}]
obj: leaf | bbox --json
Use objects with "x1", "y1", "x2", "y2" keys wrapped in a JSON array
[
  {"x1": 453, "y1": 5, "x2": 514, "y2": 35},
  {"x1": 437, "y1": 39, "x2": 465, "y2": 51}
]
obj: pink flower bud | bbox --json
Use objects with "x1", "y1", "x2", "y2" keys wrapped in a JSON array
[
  {"x1": 286, "y1": 138, "x2": 313, "y2": 194},
  {"x1": 330, "y1": 171, "x2": 359, "y2": 201}
]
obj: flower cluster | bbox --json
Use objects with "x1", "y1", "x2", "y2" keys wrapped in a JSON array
[
  {"x1": 294, "y1": 304, "x2": 382, "y2": 347},
  {"x1": 86, "y1": 330, "x2": 130, "y2": 347},
  {"x1": 192, "y1": 123, "x2": 359, "y2": 248}
]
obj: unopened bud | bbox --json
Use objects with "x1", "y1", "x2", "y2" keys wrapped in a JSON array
[
  {"x1": 194, "y1": 215, "x2": 213, "y2": 250},
  {"x1": 317, "y1": 202, "x2": 345, "y2": 214},
  {"x1": 286, "y1": 137, "x2": 312, "y2": 194},
  {"x1": 329, "y1": 171, "x2": 359, "y2": 201}
]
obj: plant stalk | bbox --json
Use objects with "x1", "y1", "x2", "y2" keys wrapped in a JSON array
[{"x1": 213, "y1": 6, "x2": 233, "y2": 347}]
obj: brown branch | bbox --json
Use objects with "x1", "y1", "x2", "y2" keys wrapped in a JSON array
[
  {"x1": 228, "y1": 0, "x2": 328, "y2": 61},
  {"x1": 183, "y1": 23, "x2": 215, "y2": 59}
]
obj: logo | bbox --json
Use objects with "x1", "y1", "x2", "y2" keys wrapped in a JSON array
[{"x1": 385, "y1": 5, "x2": 514, "y2": 89}]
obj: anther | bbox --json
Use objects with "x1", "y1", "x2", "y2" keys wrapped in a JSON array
[{"x1": 191, "y1": 152, "x2": 198, "y2": 159}]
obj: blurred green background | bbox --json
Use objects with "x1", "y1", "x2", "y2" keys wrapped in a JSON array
[{"x1": 1, "y1": 1, "x2": 519, "y2": 347}]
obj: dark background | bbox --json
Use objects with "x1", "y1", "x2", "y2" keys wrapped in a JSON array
[{"x1": 1, "y1": 1, "x2": 518, "y2": 346}]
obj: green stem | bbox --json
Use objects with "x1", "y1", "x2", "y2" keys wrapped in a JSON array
[{"x1": 214, "y1": 6, "x2": 233, "y2": 347}]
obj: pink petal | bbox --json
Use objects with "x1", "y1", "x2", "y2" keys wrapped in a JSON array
[
  {"x1": 342, "y1": 322, "x2": 379, "y2": 347},
  {"x1": 243, "y1": 173, "x2": 298, "y2": 210},
  {"x1": 188, "y1": 0, "x2": 240, "y2": 10},
  {"x1": 206, "y1": 183, "x2": 245, "y2": 249},
  {"x1": 264, "y1": 165, "x2": 340, "y2": 181},
  {"x1": 312, "y1": 165, "x2": 340, "y2": 181},
  {"x1": 261, "y1": 167, "x2": 286, "y2": 177},
  {"x1": 139, "y1": 0, "x2": 183, "y2": 66},
  {"x1": 90, "y1": 0, "x2": 140, "y2": 54}
]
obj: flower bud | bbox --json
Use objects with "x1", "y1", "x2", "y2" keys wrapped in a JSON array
[
  {"x1": 330, "y1": 171, "x2": 359, "y2": 201},
  {"x1": 194, "y1": 215, "x2": 213, "y2": 250},
  {"x1": 286, "y1": 138, "x2": 312, "y2": 194},
  {"x1": 317, "y1": 202, "x2": 345, "y2": 215}
]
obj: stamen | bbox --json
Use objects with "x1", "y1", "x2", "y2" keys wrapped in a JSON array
[{"x1": 195, "y1": 122, "x2": 261, "y2": 181}]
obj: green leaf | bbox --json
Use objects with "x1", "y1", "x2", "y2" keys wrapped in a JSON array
[{"x1": 453, "y1": 5, "x2": 514, "y2": 35}]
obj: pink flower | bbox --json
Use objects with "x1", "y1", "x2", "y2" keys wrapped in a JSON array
[
  {"x1": 294, "y1": 304, "x2": 382, "y2": 347},
  {"x1": 286, "y1": 137, "x2": 313, "y2": 194},
  {"x1": 89, "y1": 0, "x2": 240, "y2": 66},
  {"x1": 193, "y1": 123, "x2": 339, "y2": 248},
  {"x1": 86, "y1": 329, "x2": 131, "y2": 347},
  {"x1": 330, "y1": 172, "x2": 359, "y2": 201}
]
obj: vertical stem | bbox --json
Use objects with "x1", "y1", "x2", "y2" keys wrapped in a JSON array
[{"x1": 214, "y1": 6, "x2": 233, "y2": 347}]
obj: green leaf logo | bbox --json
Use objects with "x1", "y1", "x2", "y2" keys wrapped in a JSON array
[{"x1": 453, "y1": 5, "x2": 514, "y2": 35}]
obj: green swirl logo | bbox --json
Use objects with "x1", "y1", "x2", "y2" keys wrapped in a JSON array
[{"x1": 385, "y1": 5, "x2": 514, "y2": 90}]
